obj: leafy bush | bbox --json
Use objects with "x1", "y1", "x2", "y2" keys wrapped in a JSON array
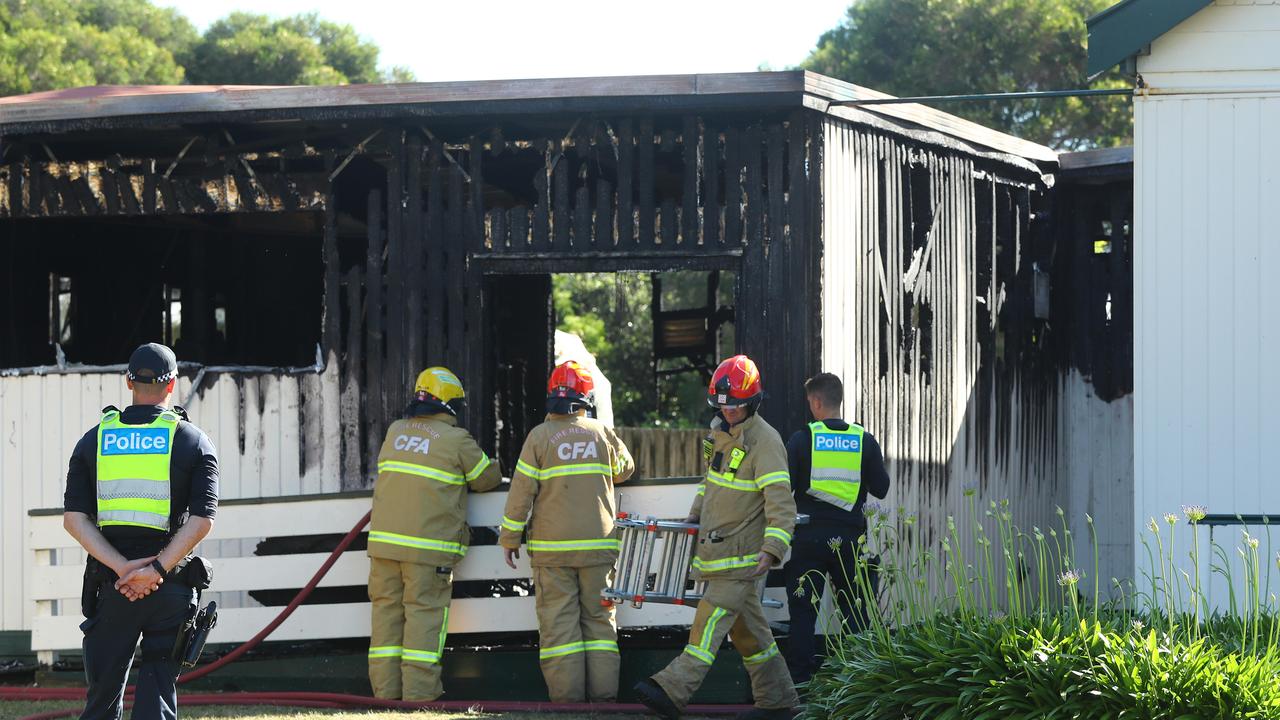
[
  {"x1": 803, "y1": 613, "x2": 1280, "y2": 720},
  {"x1": 797, "y1": 502, "x2": 1280, "y2": 719}
]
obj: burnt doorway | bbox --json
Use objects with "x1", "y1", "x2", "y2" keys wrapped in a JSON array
[
  {"x1": 480, "y1": 263, "x2": 738, "y2": 477},
  {"x1": 488, "y1": 274, "x2": 555, "y2": 479}
]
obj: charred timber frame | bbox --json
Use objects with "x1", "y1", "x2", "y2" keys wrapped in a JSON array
[
  {"x1": 0, "y1": 144, "x2": 331, "y2": 217},
  {"x1": 0, "y1": 97, "x2": 1053, "y2": 485}
]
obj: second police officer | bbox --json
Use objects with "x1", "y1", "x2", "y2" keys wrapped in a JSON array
[{"x1": 783, "y1": 372, "x2": 890, "y2": 685}]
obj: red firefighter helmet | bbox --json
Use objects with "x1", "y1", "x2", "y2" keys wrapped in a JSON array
[
  {"x1": 548, "y1": 361, "x2": 596, "y2": 409},
  {"x1": 707, "y1": 354, "x2": 762, "y2": 408}
]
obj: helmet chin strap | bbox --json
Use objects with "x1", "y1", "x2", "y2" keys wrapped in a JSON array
[
  {"x1": 717, "y1": 404, "x2": 758, "y2": 427},
  {"x1": 408, "y1": 397, "x2": 458, "y2": 417},
  {"x1": 546, "y1": 396, "x2": 593, "y2": 416}
]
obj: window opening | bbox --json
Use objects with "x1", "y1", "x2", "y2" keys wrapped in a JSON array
[
  {"x1": 214, "y1": 299, "x2": 228, "y2": 342},
  {"x1": 3, "y1": 214, "x2": 324, "y2": 369},
  {"x1": 49, "y1": 274, "x2": 73, "y2": 347},
  {"x1": 164, "y1": 285, "x2": 183, "y2": 348}
]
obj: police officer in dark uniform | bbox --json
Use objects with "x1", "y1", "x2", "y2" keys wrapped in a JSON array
[
  {"x1": 62, "y1": 343, "x2": 219, "y2": 720},
  {"x1": 783, "y1": 373, "x2": 890, "y2": 685}
]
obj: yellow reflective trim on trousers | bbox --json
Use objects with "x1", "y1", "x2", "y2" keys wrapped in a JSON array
[
  {"x1": 368, "y1": 645, "x2": 403, "y2": 659},
  {"x1": 402, "y1": 648, "x2": 441, "y2": 664},
  {"x1": 438, "y1": 606, "x2": 450, "y2": 656},
  {"x1": 764, "y1": 527, "x2": 792, "y2": 546},
  {"x1": 516, "y1": 459, "x2": 544, "y2": 480},
  {"x1": 539, "y1": 463, "x2": 612, "y2": 479},
  {"x1": 465, "y1": 455, "x2": 492, "y2": 482},
  {"x1": 539, "y1": 640, "x2": 617, "y2": 659},
  {"x1": 692, "y1": 554, "x2": 760, "y2": 572},
  {"x1": 539, "y1": 641, "x2": 586, "y2": 659},
  {"x1": 501, "y1": 515, "x2": 527, "y2": 532},
  {"x1": 743, "y1": 642, "x2": 780, "y2": 665},
  {"x1": 700, "y1": 606, "x2": 727, "y2": 651},
  {"x1": 695, "y1": 483, "x2": 705, "y2": 496},
  {"x1": 706, "y1": 469, "x2": 759, "y2": 492},
  {"x1": 367, "y1": 530, "x2": 466, "y2": 555},
  {"x1": 527, "y1": 538, "x2": 621, "y2": 552},
  {"x1": 683, "y1": 644, "x2": 716, "y2": 664},
  {"x1": 755, "y1": 471, "x2": 790, "y2": 489},
  {"x1": 377, "y1": 460, "x2": 466, "y2": 485},
  {"x1": 683, "y1": 605, "x2": 727, "y2": 664}
]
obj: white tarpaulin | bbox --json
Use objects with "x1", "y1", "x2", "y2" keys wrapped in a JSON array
[{"x1": 554, "y1": 329, "x2": 614, "y2": 427}]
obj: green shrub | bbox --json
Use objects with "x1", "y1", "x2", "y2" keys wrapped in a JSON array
[
  {"x1": 802, "y1": 614, "x2": 1280, "y2": 720},
  {"x1": 797, "y1": 502, "x2": 1280, "y2": 719}
]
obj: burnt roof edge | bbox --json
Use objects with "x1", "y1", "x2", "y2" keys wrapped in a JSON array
[{"x1": 0, "y1": 71, "x2": 1056, "y2": 166}]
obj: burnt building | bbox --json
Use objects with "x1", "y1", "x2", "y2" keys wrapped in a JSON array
[{"x1": 0, "y1": 73, "x2": 1134, "y2": 657}]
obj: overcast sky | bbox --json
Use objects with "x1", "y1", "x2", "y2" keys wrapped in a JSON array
[{"x1": 157, "y1": 0, "x2": 853, "y2": 82}]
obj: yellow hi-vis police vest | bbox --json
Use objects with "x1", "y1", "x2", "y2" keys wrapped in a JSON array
[
  {"x1": 806, "y1": 421, "x2": 863, "y2": 511},
  {"x1": 95, "y1": 409, "x2": 178, "y2": 531}
]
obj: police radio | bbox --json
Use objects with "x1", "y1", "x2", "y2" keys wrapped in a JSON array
[{"x1": 172, "y1": 600, "x2": 217, "y2": 668}]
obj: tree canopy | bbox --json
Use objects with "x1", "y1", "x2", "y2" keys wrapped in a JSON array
[
  {"x1": 0, "y1": 0, "x2": 413, "y2": 97},
  {"x1": 554, "y1": 272, "x2": 733, "y2": 428},
  {"x1": 803, "y1": 0, "x2": 1132, "y2": 150},
  {"x1": 184, "y1": 12, "x2": 412, "y2": 86}
]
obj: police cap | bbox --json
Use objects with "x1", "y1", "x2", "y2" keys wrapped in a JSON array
[{"x1": 127, "y1": 343, "x2": 178, "y2": 384}]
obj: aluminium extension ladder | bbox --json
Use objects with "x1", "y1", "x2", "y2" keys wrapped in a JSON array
[{"x1": 603, "y1": 513, "x2": 787, "y2": 609}]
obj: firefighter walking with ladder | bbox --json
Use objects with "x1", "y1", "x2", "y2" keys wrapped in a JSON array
[{"x1": 635, "y1": 354, "x2": 799, "y2": 720}]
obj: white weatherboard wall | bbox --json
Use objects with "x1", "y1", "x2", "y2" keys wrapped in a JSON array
[
  {"x1": 1058, "y1": 370, "x2": 1134, "y2": 593},
  {"x1": 1134, "y1": 0, "x2": 1280, "y2": 609},
  {"x1": 1139, "y1": 1, "x2": 1280, "y2": 92},
  {"x1": 0, "y1": 365, "x2": 343, "y2": 633}
]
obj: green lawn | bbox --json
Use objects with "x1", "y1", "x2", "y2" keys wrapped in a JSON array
[{"x1": 1, "y1": 701, "x2": 705, "y2": 720}]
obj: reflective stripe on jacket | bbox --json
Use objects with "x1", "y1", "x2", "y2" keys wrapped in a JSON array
[
  {"x1": 499, "y1": 414, "x2": 635, "y2": 567},
  {"x1": 687, "y1": 413, "x2": 796, "y2": 581},
  {"x1": 806, "y1": 420, "x2": 864, "y2": 511},
  {"x1": 369, "y1": 413, "x2": 502, "y2": 566},
  {"x1": 95, "y1": 409, "x2": 179, "y2": 531}
]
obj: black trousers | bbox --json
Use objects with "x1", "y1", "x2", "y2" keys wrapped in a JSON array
[
  {"x1": 80, "y1": 577, "x2": 194, "y2": 720},
  {"x1": 782, "y1": 530, "x2": 877, "y2": 683}
]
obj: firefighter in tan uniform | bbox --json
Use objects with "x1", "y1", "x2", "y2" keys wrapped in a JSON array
[
  {"x1": 367, "y1": 367, "x2": 502, "y2": 701},
  {"x1": 635, "y1": 355, "x2": 800, "y2": 720},
  {"x1": 500, "y1": 361, "x2": 635, "y2": 703}
]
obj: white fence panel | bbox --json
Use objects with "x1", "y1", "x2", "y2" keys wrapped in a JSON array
[{"x1": 29, "y1": 480, "x2": 804, "y2": 656}]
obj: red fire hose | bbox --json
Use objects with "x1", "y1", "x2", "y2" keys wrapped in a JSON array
[
  {"x1": 177, "y1": 509, "x2": 373, "y2": 683},
  {"x1": 3, "y1": 510, "x2": 757, "y2": 718}
]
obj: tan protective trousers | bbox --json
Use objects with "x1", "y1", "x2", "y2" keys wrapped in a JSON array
[
  {"x1": 652, "y1": 578, "x2": 798, "y2": 710},
  {"x1": 368, "y1": 557, "x2": 452, "y2": 701},
  {"x1": 532, "y1": 564, "x2": 620, "y2": 702}
]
